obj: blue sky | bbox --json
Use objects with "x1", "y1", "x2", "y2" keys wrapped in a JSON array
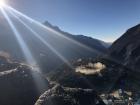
[{"x1": 7, "y1": 0, "x2": 140, "y2": 42}]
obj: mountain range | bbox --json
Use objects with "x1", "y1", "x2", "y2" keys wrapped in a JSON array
[
  {"x1": 0, "y1": 14, "x2": 109, "y2": 73},
  {"x1": 1, "y1": 10, "x2": 140, "y2": 105}
]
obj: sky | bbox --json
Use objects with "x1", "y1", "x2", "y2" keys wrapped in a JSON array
[{"x1": 5, "y1": 0, "x2": 140, "y2": 42}]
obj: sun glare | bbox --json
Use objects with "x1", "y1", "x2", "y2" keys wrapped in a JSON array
[{"x1": 0, "y1": 0, "x2": 6, "y2": 8}]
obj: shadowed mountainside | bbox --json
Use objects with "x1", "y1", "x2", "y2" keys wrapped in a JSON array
[{"x1": 109, "y1": 24, "x2": 140, "y2": 72}]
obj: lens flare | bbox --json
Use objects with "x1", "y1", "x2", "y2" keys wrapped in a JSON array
[
  {"x1": 1, "y1": 8, "x2": 37, "y2": 68},
  {"x1": 8, "y1": 10, "x2": 72, "y2": 67},
  {"x1": 0, "y1": 0, "x2": 6, "y2": 8}
]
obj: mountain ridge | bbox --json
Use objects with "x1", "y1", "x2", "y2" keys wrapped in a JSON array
[
  {"x1": 0, "y1": 14, "x2": 109, "y2": 73},
  {"x1": 44, "y1": 21, "x2": 111, "y2": 48},
  {"x1": 109, "y1": 23, "x2": 140, "y2": 71}
]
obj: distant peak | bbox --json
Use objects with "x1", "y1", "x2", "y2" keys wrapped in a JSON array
[{"x1": 44, "y1": 21, "x2": 62, "y2": 33}]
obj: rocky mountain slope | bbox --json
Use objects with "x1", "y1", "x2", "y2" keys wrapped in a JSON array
[
  {"x1": 46, "y1": 58, "x2": 127, "y2": 93},
  {"x1": 109, "y1": 24, "x2": 140, "y2": 72},
  {"x1": 47, "y1": 57, "x2": 140, "y2": 102},
  {"x1": 35, "y1": 85, "x2": 105, "y2": 105},
  {"x1": 0, "y1": 56, "x2": 49, "y2": 105},
  {"x1": 0, "y1": 56, "x2": 106, "y2": 105}
]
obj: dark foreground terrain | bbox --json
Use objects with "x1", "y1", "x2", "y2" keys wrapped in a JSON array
[
  {"x1": 0, "y1": 56, "x2": 105, "y2": 105},
  {"x1": 0, "y1": 56, "x2": 49, "y2": 105},
  {"x1": 35, "y1": 85, "x2": 105, "y2": 105}
]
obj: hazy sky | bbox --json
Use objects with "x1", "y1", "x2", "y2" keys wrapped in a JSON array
[{"x1": 6, "y1": 0, "x2": 140, "y2": 42}]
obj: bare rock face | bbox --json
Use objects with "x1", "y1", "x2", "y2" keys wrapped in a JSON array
[
  {"x1": 109, "y1": 24, "x2": 140, "y2": 71},
  {"x1": 0, "y1": 65, "x2": 49, "y2": 105},
  {"x1": 35, "y1": 85, "x2": 105, "y2": 105}
]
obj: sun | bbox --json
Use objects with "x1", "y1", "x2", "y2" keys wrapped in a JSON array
[{"x1": 0, "y1": 0, "x2": 6, "y2": 8}]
